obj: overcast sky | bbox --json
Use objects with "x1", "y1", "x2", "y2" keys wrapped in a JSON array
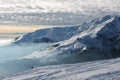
[
  {"x1": 0, "y1": 0, "x2": 120, "y2": 26},
  {"x1": 0, "y1": 0, "x2": 120, "y2": 13}
]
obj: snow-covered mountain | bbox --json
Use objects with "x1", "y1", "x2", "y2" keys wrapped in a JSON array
[
  {"x1": 56, "y1": 15, "x2": 120, "y2": 56},
  {"x1": 18, "y1": 15, "x2": 120, "y2": 63},
  {"x1": 15, "y1": 26, "x2": 79, "y2": 43}
]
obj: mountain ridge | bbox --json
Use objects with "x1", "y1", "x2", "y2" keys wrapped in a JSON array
[{"x1": 19, "y1": 15, "x2": 120, "y2": 61}]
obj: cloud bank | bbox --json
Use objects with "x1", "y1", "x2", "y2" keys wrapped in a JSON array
[{"x1": 0, "y1": 0, "x2": 120, "y2": 25}]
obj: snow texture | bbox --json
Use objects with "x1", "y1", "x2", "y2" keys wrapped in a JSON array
[{"x1": 3, "y1": 58, "x2": 120, "y2": 80}]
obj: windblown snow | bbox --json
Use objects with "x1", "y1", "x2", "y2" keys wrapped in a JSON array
[{"x1": 3, "y1": 58, "x2": 120, "y2": 80}]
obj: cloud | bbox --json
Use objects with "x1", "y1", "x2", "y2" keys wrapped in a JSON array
[
  {"x1": 0, "y1": 0, "x2": 120, "y2": 13},
  {"x1": 0, "y1": 0, "x2": 120, "y2": 25}
]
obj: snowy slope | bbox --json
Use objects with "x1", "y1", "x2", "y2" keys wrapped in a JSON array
[
  {"x1": 3, "y1": 58, "x2": 120, "y2": 80},
  {"x1": 15, "y1": 26, "x2": 79, "y2": 43}
]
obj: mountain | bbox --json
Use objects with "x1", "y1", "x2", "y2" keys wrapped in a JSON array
[
  {"x1": 20, "y1": 15, "x2": 120, "y2": 62},
  {"x1": 15, "y1": 26, "x2": 79, "y2": 43},
  {"x1": 55, "y1": 15, "x2": 120, "y2": 59}
]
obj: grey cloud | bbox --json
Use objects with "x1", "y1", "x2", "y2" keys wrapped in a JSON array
[{"x1": 0, "y1": 0, "x2": 120, "y2": 26}]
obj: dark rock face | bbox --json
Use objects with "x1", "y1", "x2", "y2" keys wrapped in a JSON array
[
  {"x1": 52, "y1": 44, "x2": 59, "y2": 47},
  {"x1": 15, "y1": 36, "x2": 20, "y2": 41},
  {"x1": 111, "y1": 49, "x2": 120, "y2": 58},
  {"x1": 41, "y1": 38, "x2": 53, "y2": 43},
  {"x1": 34, "y1": 38, "x2": 53, "y2": 43}
]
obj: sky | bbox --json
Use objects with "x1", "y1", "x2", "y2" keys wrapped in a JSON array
[
  {"x1": 0, "y1": 0, "x2": 120, "y2": 35},
  {"x1": 0, "y1": 0, "x2": 120, "y2": 26},
  {"x1": 0, "y1": 25, "x2": 41, "y2": 38},
  {"x1": 0, "y1": 25, "x2": 54, "y2": 38},
  {"x1": 0, "y1": 0, "x2": 120, "y2": 13},
  {"x1": 0, "y1": 26, "x2": 40, "y2": 33}
]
